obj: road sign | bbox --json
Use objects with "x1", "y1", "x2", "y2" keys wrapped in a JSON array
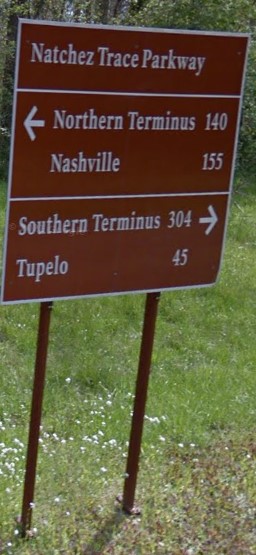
[{"x1": 1, "y1": 20, "x2": 249, "y2": 303}]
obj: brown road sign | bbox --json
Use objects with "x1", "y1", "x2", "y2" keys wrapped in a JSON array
[
  {"x1": 1, "y1": 20, "x2": 249, "y2": 304},
  {"x1": 3, "y1": 195, "x2": 227, "y2": 302},
  {"x1": 17, "y1": 23, "x2": 248, "y2": 95},
  {"x1": 12, "y1": 93, "x2": 240, "y2": 198}
]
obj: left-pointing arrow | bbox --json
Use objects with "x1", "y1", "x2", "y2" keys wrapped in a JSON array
[{"x1": 24, "y1": 106, "x2": 45, "y2": 141}]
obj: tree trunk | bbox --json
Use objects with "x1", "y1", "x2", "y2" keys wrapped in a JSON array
[{"x1": 98, "y1": 0, "x2": 110, "y2": 23}]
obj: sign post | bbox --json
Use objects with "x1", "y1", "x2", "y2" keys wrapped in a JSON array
[
  {"x1": 1, "y1": 19, "x2": 249, "y2": 528},
  {"x1": 121, "y1": 292, "x2": 161, "y2": 514},
  {"x1": 19, "y1": 302, "x2": 53, "y2": 536}
]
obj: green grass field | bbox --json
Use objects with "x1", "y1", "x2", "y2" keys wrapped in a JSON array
[{"x1": 1, "y1": 179, "x2": 256, "y2": 554}]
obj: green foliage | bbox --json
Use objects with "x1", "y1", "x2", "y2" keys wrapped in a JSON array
[
  {"x1": 127, "y1": 0, "x2": 255, "y2": 31},
  {"x1": 238, "y1": 43, "x2": 256, "y2": 176}
]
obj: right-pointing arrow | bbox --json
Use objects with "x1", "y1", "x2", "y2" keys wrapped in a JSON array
[{"x1": 199, "y1": 205, "x2": 218, "y2": 235}]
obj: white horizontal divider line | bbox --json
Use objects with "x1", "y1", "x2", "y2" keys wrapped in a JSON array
[
  {"x1": 16, "y1": 88, "x2": 241, "y2": 99},
  {"x1": 10, "y1": 192, "x2": 229, "y2": 202}
]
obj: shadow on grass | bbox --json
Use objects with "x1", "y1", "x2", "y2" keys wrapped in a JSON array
[
  {"x1": 0, "y1": 510, "x2": 127, "y2": 554},
  {"x1": 70, "y1": 506, "x2": 127, "y2": 555}
]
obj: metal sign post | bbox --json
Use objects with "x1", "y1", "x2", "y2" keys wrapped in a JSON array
[
  {"x1": 122, "y1": 292, "x2": 161, "y2": 514},
  {"x1": 19, "y1": 301, "x2": 53, "y2": 537}
]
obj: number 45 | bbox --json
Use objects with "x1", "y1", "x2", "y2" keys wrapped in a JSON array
[{"x1": 172, "y1": 249, "x2": 189, "y2": 266}]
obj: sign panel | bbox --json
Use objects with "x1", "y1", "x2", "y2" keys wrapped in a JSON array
[{"x1": 1, "y1": 20, "x2": 249, "y2": 303}]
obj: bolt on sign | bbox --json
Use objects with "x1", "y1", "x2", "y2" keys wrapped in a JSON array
[{"x1": 1, "y1": 20, "x2": 249, "y2": 304}]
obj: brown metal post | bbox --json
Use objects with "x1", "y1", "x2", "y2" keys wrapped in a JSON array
[
  {"x1": 122, "y1": 292, "x2": 161, "y2": 514},
  {"x1": 20, "y1": 301, "x2": 53, "y2": 537}
]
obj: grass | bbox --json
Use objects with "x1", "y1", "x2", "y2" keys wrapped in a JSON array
[{"x1": 1, "y1": 178, "x2": 256, "y2": 553}]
